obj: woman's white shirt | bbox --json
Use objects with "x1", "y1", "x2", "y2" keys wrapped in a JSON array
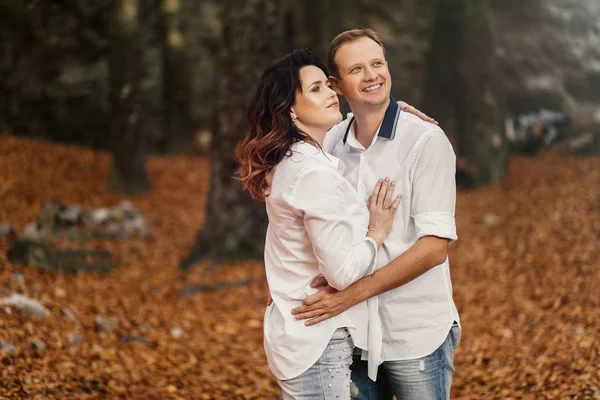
[{"x1": 263, "y1": 140, "x2": 378, "y2": 380}]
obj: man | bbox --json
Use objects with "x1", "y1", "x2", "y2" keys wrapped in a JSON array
[{"x1": 292, "y1": 29, "x2": 461, "y2": 399}]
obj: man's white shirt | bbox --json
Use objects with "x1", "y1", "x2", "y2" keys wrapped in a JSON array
[{"x1": 324, "y1": 99, "x2": 460, "y2": 376}]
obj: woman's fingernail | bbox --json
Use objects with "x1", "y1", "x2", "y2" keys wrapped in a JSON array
[{"x1": 391, "y1": 181, "x2": 395, "y2": 186}]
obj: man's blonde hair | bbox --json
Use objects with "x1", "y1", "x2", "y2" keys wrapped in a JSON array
[{"x1": 326, "y1": 29, "x2": 385, "y2": 78}]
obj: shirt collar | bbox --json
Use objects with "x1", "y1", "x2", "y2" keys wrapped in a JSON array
[
  {"x1": 343, "y1": 96, "x2": 401, "y2": 145},
  {"x1": 291, "y1": 140, "x2": 341, "y2": 170}
]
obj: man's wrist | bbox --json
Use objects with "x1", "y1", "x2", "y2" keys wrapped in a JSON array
[
  {"x1": 342, "y1": 281, "x2": 366, "y2": 308},
  {"x1": 354, "y1": 274, "x2": 378, "y2": 304}
]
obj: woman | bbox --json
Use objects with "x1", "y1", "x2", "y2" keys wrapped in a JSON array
[{"x1": 236, "y1": 49, "x2": 401, "y2": 399}]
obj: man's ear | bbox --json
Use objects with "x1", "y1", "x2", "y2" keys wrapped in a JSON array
[{"x1": 329, "y1": 76, "x2": 344, "y2": 96}]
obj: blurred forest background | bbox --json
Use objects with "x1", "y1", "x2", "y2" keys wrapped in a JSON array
[{"x1": 0, "y1": 0, "x2": 599, "y2": 399}]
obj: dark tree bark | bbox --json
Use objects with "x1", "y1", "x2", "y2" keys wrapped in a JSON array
[
  {"x1": 287, "y1": 0, "x2": 331, "y2": 59},
  {"x1": 180, "y1": 0, "x2": 283, "y2": 269},
  {"x1": 421, "y1": 0, "x2": 462, "y2": 142},
  {"x1": 456, "y1": 0, "x2": 509, "y2": 185},
  {"x1": 161, "y1": 0, "x2": 193, "y2": 153},
  {"x1": 423, "y1": 0, "x2": 508, "y2": 186},
  {"x1": 0, "y1": 0, "x2": 30, "y2": 31},
  {"x1": 106, "y1": 0, "x2": 150, "y2": 195}
]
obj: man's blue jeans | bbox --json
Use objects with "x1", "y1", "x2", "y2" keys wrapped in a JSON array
[{"x1": 350, "y1": 323, "x2": 461, "y2": 400}]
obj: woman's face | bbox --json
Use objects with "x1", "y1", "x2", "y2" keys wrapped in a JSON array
[{"x1": 291, "y1": 66, "x2": 342, "y2": 132}]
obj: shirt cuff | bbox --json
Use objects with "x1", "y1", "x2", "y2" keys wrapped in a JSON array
[
  {"x1": 414, "y1": 212, "x2": 458, "y2": 244},
  {"x1": 363, "y1": 237, "x2": 378, "y2": 274}
]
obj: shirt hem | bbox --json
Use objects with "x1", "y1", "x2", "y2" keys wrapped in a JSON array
[
  {"x1": 378, "y1": 317, "x2": 458, "y2": 363},
  {"x1": 267, "y1": 323, "x2": 359, "y2": 381}
]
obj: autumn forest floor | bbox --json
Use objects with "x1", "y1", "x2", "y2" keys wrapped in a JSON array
[{"x1": 0, "y1": 135, "x2": 599, "y2": 399}]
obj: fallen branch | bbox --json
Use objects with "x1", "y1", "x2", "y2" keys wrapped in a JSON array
[{"x1": 7, "y1": 239, "x2": 115, "y2": 273}]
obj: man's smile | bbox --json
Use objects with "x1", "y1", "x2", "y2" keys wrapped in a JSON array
[{"x1": 363, "y1": 83, "x2": 382, "y2": 92}]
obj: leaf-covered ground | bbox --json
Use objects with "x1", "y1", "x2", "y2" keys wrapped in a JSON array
[{"x1": 0, "y1": 135, "x2": 599, "y2": 399}]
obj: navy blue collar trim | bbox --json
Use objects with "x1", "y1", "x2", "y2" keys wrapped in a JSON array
[{"x1": 343, "y1": 97, "x2": 401, "y2": 145}]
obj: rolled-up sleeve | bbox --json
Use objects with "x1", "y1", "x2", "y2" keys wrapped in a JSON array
[
  {"x1": 410, "y1": 130, "x2": 458, "y2": 243},
  {"x1": 292, "y1": 168, "x2": 377, "y2": 290}
]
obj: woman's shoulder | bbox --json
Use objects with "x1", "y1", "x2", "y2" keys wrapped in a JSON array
[{"x1": 271, "y1": 152, "x2": 328, "y2": 193}]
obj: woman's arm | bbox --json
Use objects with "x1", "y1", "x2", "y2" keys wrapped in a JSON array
[{"x1": 294, "y1": 169, "x2": 399, "y2": 290}]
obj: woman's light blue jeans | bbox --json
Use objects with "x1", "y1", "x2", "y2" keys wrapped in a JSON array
[{"x1": 278, "y1": 328, "x2": 354, "y2": 399}]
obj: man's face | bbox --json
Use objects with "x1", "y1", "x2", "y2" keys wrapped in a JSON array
[{"x1": 331, "y1": 37, "x2": 392, "y2": 108}]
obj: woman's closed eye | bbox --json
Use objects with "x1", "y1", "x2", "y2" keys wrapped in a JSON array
[{"x1": 311, "y1": 84, "x2": 333, "y2": 92}]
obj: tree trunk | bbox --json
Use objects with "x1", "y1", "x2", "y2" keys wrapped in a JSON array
[
  {"x1": 287, "y1": 0, "x2": 331, "y2": 59},
  {"x1": 0, "y1": 0, "x2": 30, "y2": 31},
  {"x1": 424, "y1": 0, "x2": 508, "y2": 186},
  {"x1": 161, "y1": 0, "x2": 193, "y2": 153},
  {"x1": 106, "y1": 0, "x2": 150, "y2": 195},
  {"x1": 455, "y1": 0, "x2": 509, "y2": 185},
  {"x1": 180, "y1": 0, "x2": 283, "y2": 269},
  {"x1": 421, "y1": 0, "x2": 462, "y2": 143}
]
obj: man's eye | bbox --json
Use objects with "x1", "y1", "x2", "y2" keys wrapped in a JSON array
[
  {"x1": 374, "y1": 61, "x2": 383, "y2": 66},
  {"x1": 351, "y1": 67, "x2": 361, "y2": 73}
]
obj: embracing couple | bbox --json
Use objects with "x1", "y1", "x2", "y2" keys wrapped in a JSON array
[{"x1": 236, "y1": 29, "x2": 461, "y2": 400}]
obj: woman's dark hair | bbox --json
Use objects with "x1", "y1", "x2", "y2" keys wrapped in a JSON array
[{"x1": 236, "y1": 48, "x2": 328, "y2": 200}]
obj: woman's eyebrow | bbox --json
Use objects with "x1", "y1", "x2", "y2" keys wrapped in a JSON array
[{"x1": 306, "y1": 80, "x2": 323, "y2": 89}]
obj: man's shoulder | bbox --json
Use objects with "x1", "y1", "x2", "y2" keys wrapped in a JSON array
[
  {"x1": 388, "y1": 112, "x2": 446, "y2": 154},
  {"x1": 390, "y1": 114, "x2": 453, "y2": 167},
  {"x1": 398, "y1": 112, "x2": 445, "y2": 137}
]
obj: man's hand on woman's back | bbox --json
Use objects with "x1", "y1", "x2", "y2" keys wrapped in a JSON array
[{"x1": 292, "y1": 275, "x2": 352, "y2": 326}]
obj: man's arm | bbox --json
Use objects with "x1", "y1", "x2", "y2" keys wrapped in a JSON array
[
  {"x1": 344, "y1": 236, "x2": 448, "y2": 305},
  {"x1": 291, "y1": 236, "x2": 448, "y2": 324}
]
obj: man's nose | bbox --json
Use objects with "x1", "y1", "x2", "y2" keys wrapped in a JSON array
[{"x1": 364, "y1": 66, "x2": 378, "y2": 81}]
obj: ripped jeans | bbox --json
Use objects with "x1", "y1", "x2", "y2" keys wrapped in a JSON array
[
  {"x1": 277, "y1": 328, "x2": 354, "y2": 399},
  {"x1": 350, "y1": 323, "x2": 461, "y2": 400}
]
